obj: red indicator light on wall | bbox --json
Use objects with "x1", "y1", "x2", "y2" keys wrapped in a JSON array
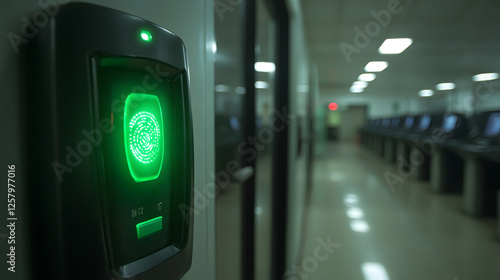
[{"x1": 329, "y1": 103, "x2": 338, "y2": 111}]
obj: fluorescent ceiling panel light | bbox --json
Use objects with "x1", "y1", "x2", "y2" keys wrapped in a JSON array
[
  {"x1": 353, "y1": 81, "x2": 368, "y2": 88},
  {"x1": 436, "y1": 83, "x2": 455, "y2": 91},
  {"x1": 215, "y1": 84, "x2": 230, "y2": 92},
  {"x1": 254, "y1": 62, "x2": 276, "y2": 72},
  {"x1": 350, "y1": 220, "x2": 370, "y2": 232},
  {"x1": 378, "y1": 38, "x2": 413, "y2": 54},
  {"x1": 472, "y1": 73, "x2": 499, "y2": 82},
  {"x1": 351, "y1": 86, "x2": 364, "y2": 93},
  {"x1": 255, "y1": 81, "x2": 269, "y2": 89},
  {"x1": 359, "y1": 73, "x2": 376, "y2": 82},
  {"x1": 364, "y1": 61, "x2": 388, "y2": 72},
  {"x1": 361, "y1": 263, "x2": 390, "y2": 280},
  {"x1": 419, "y1": 89, "x2": 434, "y2": 97}
]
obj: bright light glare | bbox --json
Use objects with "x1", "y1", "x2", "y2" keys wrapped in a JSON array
[
  {"x1": 359, "y1": 73, "x2": 376, "y2": 82},
  {"x1": 436, "y1": 83, "x2": 455, "y2": 91},
  {"x1": 212, "y1": 42, "x2": 217, "y2": 54},
  {"x1": 215, "y1": 85, "x2": 231, "y2": 92},
  {"x1": 255, "y1": 81, "x2": 269, "y2": 89},
  {"x1": 378, "y1": 38, "x2": 413, "y2": 54},
  {"x1": 351, "y1": 87, "x2": 364, "y2": 93},
  {"x1": 255, "y1": 62, "x2": 276, "y2": 72},
  {"x1": 419, "y1": 89, "x2": 434, "y2": 97},
  {"x1": 361, "y1": 263, "x2": 390, "y2": 280},
  {"x1": 350, "y1": 220, "x2": 370, "y2": 232},
  {"x1": 473, "y1": 73, "x2": 499, "y2": 82},
  {"x1": 364, "y1": 61, "x2": 388, "y2": 72},
  {"x1": 346, "y1": 207, "x2": 364, "y2": 219},
  {"x1": 140, "y1": 31, "x2": 152, "y2": 42},
  {"x1": 344, "y1": 194, "x2": 359, "y2": 205},
  {"x1": 329, "y1": 103, "x2": 338, "y2": 111},
  {"x1": 353, "y1": 81, "x2": 368, "y2": 88}
]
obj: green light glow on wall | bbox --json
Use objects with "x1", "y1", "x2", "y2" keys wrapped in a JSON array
[
  {"x1": 140, "y1": 30, "x2": 152, "y2": 42},
  {"x1": 124, "y1": 93, "x2": 163, "y2": 182}
]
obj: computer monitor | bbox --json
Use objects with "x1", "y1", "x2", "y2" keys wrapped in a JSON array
[
  {"x1": 391, "y1": 118, "x2": 400, "y2": 127},
  {"x1": 442, "y1": 115, "x2": 457, "y2": 132},
  {"x1": 382, "y1": 119, "x2": 390, "y2": 127},
  {"x1": 419, "y1": 115, "x2": 431, "y2": 130},
  {"x1": 404, "y1": 116, "x2": 414, "y2": 129},
  {"x1": 484, "y1": 113, "x2": 500, "y2": 136}
]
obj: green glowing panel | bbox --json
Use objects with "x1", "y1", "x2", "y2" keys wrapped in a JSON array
[
  {"x1": 124, "y1": 93, "x2": 163, "y2": 182},
  {"x1": 136, "y1": 216, "x2": 163, "y2": 239}
]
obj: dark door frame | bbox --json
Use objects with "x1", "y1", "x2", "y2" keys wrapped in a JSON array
[{"x1": 242, "y1": 0, "x2": 289, "y2": 279}]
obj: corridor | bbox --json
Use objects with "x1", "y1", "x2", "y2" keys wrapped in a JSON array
[{"x1": 300, "y1": 143, "x2": 500, "y2": 280}]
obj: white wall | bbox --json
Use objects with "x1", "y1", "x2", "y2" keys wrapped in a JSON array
[{"x1": 0, "y1": 1, "x2": 215, "y2": 279}]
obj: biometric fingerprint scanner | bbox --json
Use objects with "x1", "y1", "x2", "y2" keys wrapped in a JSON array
[
  {"x1": 136, "y1": 216, "x2": 163, "y2": 239},
  {"x1": 124, "y1": 93, "x2": 164, "y2": 183}
]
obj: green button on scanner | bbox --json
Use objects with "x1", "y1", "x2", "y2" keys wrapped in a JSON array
[{"x1": 136, "y1": 216, "x2": 163, "y2": 239}]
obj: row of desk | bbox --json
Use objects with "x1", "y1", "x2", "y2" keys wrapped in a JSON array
[{"x1": 360, "y1": 111, "x2": 500, "y2": 238}]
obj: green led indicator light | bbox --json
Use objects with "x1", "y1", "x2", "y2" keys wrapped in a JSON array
[
  {"x1": 124, "y1": 93, "x2": 163, "y2": 182},
  {"x1": 140, "y1": 30, "x2": 152, "y2": 42},
  {"x1": 136, "y1": 216, "x2": 163, "y2": 239}
]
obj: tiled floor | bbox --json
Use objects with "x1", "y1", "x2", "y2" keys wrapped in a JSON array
[{"x1": 300, "y1": 142, "x2": 500, "y2": 280}]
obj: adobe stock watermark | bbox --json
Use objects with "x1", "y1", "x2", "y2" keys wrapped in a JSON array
[
  {"x1": 451, "y1": 79, "x2": 500, "y2": 112},
  {"x1": 7, "y1": 0, "x2": 70, "y2": 54},
  {"x1": 384, "y1": 127, "x2": 450, "y2": 192},
  {"x1": 282, "y1": 235, "x2": 340, "y2": 280},
  {"x1": 178, "y1": 107, "x2": 294, "y2": 223},
  {"x1": 340, "y1": 0, "x2": 404, "y2": 63},
  {"x1": 51, "y1": 64, "x2": 172, "y2": 182},
  {"x1": 215, "y1": 0, "x2": 243, "y2": 21}
]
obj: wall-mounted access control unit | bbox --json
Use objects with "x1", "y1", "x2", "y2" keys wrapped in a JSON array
[{"x1": 24, "y1": 3, "x2": 194, "y2": 280}]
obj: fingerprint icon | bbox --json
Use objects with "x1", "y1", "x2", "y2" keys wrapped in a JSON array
[{"x1": 129, "y1": 111, "x2": 161, "y2": 164}]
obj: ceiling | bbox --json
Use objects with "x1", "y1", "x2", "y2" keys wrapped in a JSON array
[{"x1": 301, "y1": 0, "x2": 500, "y2": 97}]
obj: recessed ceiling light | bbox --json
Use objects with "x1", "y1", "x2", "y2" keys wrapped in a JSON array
[
  {"x1": 472, "y1": 73, "x2": 499, "y2": 82},
  {"x1": 353, "y1": 81, "x2": 368, "y2": 88},
  {"x1": 419, "y1": 89, "x2": 434, "y2": 97},
  {"x1": 358, "y1": 73, "x2": 376, "y2": 82},
  {"x1": 350, "y1": 86, "x2": 364, "y2": 93},
  {"x1": 254, "y1": 62, "x2": 276, "y2": 72},
  {"x1": 255, "y1": 81, "x2": 269, "y2": 89},
  {"x1": 379, "y1": 38, "x2": 413, "y2": 54},
  {"x1": 364, "y1": 61, "x2": 388, "y2": 72},
  {"x1": 436, "y1": 83, "x2": 455, "y2": 91}
]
